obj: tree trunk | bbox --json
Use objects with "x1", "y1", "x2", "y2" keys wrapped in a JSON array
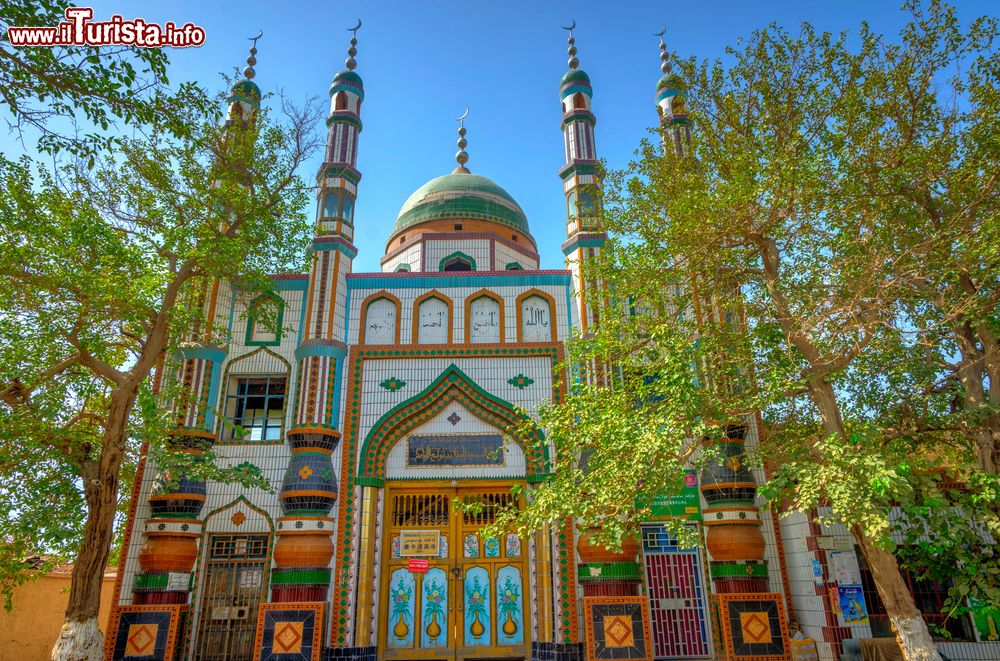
[
  {"x1": 808, "y1": 379, "x2": 941, "y2": 661},
  {"x1": 853, "y1": 525, "x2": 942, "y2": 661},
  {"x1": 52, "y1": 390, "x2": 131, "y2": 661}
]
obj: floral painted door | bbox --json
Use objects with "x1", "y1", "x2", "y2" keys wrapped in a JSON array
[{"x1": 381, "y1": 484, "x2": 528, "y2": 660}]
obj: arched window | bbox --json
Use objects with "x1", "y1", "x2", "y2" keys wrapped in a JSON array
[
  {"x1": 322, "y1": 191, "x2": 340, "y2": 219},
  {"x1": 517, "y1": 291, "x2": 555, "y2": 342},
  {"x1": 341, "y1": 194, "x2": 354, "y2": 222},
  {"x1": 395, "y1": 263, "x2": 411, "y2": 272},
  {"x1": 505, "y1": 262, "x2": 523, "y2": 271},
  {"x1": 363, "y1": 296, "x2": 399, "y2": 344},
  {"x1": 415, "y1": 295, "x2": 451, "y2": 344},
  {"x1": 440, "y1": 252, "x2": 475, "y2": 272},
  {"x1": 573, "y1": 92, "x2": 586, "y2": 109},
  {"x1": 335, "y1": 91, "x2": 348, "y2": 111},
  {"x1": 246, "y1": 293, "x2": 284, "y2": 346}
]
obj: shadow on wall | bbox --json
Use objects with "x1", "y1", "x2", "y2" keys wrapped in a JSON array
[{"x1": 0, "y1": 565, "x2": 117, "y2": 661}]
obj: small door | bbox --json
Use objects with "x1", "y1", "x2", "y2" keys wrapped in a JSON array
[
  {"x1": 381, "y1": 484, "x2": 528, "y2": 660},
  {"x1": 642, "y1": 524, "x2": 711, "y2": 659},
  {"x1": 192, "y1": 534, "x2": 269, "y2": 661}
]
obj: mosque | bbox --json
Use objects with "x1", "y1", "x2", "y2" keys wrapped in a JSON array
[{"x1": 103, "y1": 21, "x2": 997, "y2": 661}]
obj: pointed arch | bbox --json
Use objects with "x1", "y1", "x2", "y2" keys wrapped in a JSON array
[
  {"x1": 357, "y1": 364, "x2": 549, "y2": 480},
  {"x1": 335, "y1": 90, "x2": 348, "y2": 111},
  {"x1": 515, "y1": 288, "x2": 558, "y2": 342},
  {"x1": 412, "y1": 290, "x2": 454, "y2": 344},
  {"x1": 464, "y1": 289, "x2": 505, "y2": 344},
  {"x1": 245, "y1": 292, "x2": 285, "y2": 347},
  {"x1": 358, "y1": 291, "x2": 402, "y2": 345},
  {"x1": 573, "y1": 92, "x2": 586, "y2": 109},
  {"x1": 439, "y1": 251, "x2": 476, "y2": 272}
]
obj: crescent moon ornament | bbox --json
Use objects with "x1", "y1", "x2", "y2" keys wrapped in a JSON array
[
  {"x1": 456, "y1": 107, "x2": 470, "y2": 127},
  {"x1": 561, "y1": 19, "x2": 576, "y2": 32},
  {"x1": 654, "y1": 26, "x2": 666, "y2": 38},
  {"x1": 248, "y1": 29, "x2": 263, "y2": 46},
  {"x1": 348, "y1": 19, "x2": 361, "y2": 35}
]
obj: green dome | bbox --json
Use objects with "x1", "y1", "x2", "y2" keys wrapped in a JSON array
[
  {"x1": 561, "y1": 69, "x2": 591, "y2": 86},
  {"x1": 393, "y1": 172, "x2": 531, "y2": 237},
  {"x1": 228, "y1": 79, "x2": 261, "y2": 107}
]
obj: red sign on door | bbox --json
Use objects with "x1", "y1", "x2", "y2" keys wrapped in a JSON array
[{"x1": 408, "y1": 558, "x2": 429, "y2": 574}]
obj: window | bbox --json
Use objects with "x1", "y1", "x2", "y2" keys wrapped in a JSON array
[
  {"x1": 224, "y1": 376, "x2": 286, "y2": 442},
  {"x1": 335, "y1": 90, "x2": 348, "y2": 111},
  {"x1": 454, "y1": 223, "x2": 463, "y2": 230},
  {"x1": 573, "y1": 92, "x2": 586, "y2": 109},
  {"x1": 322, "y1": 191, "x2": 340, "y2": 219},
  {"x1": 858, "y1": 548, "x2": 975, "y2": 641},
  {"x1": 505, "y1": 262, "x2": 523, "y2": 271},
  {"x1": 440, "y1": 252, "x2": 475, "y2": 272},
  {"x1": 341, "y1": 194, "x2": 354, "y2": 222},
  {"x1": 395, "y1": 263, "x2": 411, "y2": 272},
  {"x1": 245, "y1": 294, "x2": 284, "y2": 347}
]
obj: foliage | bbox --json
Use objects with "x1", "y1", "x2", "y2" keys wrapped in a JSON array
[
  {"x1": 0, "y1": 85, "x2": 319, "y2": 615},
  {"x1": 496, "y1": 1, "x2": 998, "y2": 653},
  {"x1": 0, "y1": 0, "x2": 206, "y2": 158}
]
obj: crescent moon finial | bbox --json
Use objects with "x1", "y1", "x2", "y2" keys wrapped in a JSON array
[
  {"x1": 348, "y1": 19, "x2": 362, "y2": 35},
  {"x1": 248, "y1": 30, "x2": 263, "y2": 47},
  {"x1": 561, "y1": 19, "x2": 576, "y2": 33},
  {"x1": 456, "y1": 107, "x2": 470, "y2": 125}
]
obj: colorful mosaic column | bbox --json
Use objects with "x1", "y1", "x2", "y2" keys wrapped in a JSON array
[
  {"x1": 269, "y1": 25, "x2": 362, "y2": 615},
  {"x1": 132, "y1": 342, "x2": 226, "y2": 605},
  {"x1": 575, "y1": 527, "x2": 642, "y2": 598},
  {"x1": 558, "y1": 26, "x2": 606, "y2": 335}
]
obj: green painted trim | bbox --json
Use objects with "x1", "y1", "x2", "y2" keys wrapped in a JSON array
[
  {"x1": 179, "y1": 346, "x2": 226, "y2": 363},
  {"x1": 244, "y1": 292, "x2": 285, "y2": 347},
  {"x1": 504, "y1": 262, "x2": 523, "y2": 270},
  {"x1": 561, "y1": 236, "x2": 606, "y2": 256},
  {"x1": 710, "y1": 563, "x2": 769, "y2": 578},
  {"x1": 312, "y1": 241, "x2": 359, "y2": 259},
  {"x1": 577, "y1": 562, "x2": 642, "y2": 581},
  {"x1": 355, "y1": 476, "x2": 384, "y2": 487},
  {"x1": 347, "y1": 273, "x2": 572, "y2": 291},
  {"x1": 526, "y1": 473, "x2": 552, "y2": 484},
  {"x1": 270, "y1": 568, "x2": 332, "y2": 585},
  {"x1": 271, "y1": 278, "x2": 308, "y2": 292},
  {"x1": 438, "y1": 251, "x2": 476, "y2": 272}
]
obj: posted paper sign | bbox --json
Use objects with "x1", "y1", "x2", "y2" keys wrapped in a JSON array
[{"x1": 838, "y1": 585, "x2": 869, "y2": 625}]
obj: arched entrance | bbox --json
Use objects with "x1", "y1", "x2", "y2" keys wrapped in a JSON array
[{"x1": 356, "y1": 365, "x2": 546, "y2": 660}]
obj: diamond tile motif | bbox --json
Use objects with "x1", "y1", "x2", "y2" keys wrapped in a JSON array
[
  {"x1": 106, "y1": 605, "x2": 184, "y2": 661},
  {"x1": 583, "y1": 596, "x2": 652, "y2": 661},
  {"x1": 125, "y1": 623, "x2": 157, "y2": 655},
  {"x1": 603, "y1": 615, "x2": 635, "y2": 647},
  {"x1": 231, "y1": 511, "x2": 246, "y2": 526},
  {"x1": 740, "y1": 612, "x2": 772, "y2": 644},
  {"x1": 447, "y1": 411, "x2": 461, "y2": 426},
  {"x1": 254, "y1": 603, "x2": 323, "y2": 661},
  {"x1": 718, "y1": 593, "x2": 790, "y2": 661},
  {"x1": 273, "y1": 621, "x2": 304, "y2": 653},
  {"x1": 298, "y1": 465, "x2": 314, "y2": 480}
]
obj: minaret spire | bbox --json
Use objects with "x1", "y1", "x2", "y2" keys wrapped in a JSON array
[
  {"x1": 454, "y1": 107, "x2": 470, "y2": 173},
  {"x1": 557, "y1": 21, "x2": 604, "y2": 334},
  {"x1": 654, "y1": 27, "x2": 691, "y2": 156},
  {"x1": 225, "y1": 30, "x2": 263, "y2": 125}
]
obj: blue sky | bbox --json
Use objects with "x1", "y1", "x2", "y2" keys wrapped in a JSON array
[{"x1": 6, "y1": 1, "x2": 996, "y2": 272}]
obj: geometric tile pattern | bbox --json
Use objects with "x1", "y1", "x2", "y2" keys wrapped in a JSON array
[
  {"x1": 106, "y1": 604, "x2": 186, "y2": 661},
  {"x1": 254, "y1": 602, "x2": 324, "y2": 661},
  {"x1": 717, "y1": 593, "x2": 790, "y2": 661},
  {"x1": 583, "y1": 596, "x2": 653, "y2": 660}
]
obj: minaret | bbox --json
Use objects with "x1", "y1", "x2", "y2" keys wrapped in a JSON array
[
  {"x1": 654, "y1": 28, "x2": 691, "y2": 157},
  {"x1": 271, "y1": 21, "x2": 363, "y2": 606},
  {"x1": 557, "y1": 21, "x2": 604, "y2": 333},
  {"x1": 131, "y1": 35, "x2": 264, "y2": 606}
]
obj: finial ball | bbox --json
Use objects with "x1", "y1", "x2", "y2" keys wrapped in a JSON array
[
  {"x1": 568, "y1": 57, "x2": 579, "y2": 69},
  {"x1": 456, "y1": 150, "x2": 469, "y2": 165}
]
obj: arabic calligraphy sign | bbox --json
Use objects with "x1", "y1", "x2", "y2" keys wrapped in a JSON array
[{"x1": 407, "y1": 434, "x2": 504, "y2": 467}]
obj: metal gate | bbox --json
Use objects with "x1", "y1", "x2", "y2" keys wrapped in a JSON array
[
  {"x1": 642, "y1": 524, "x2": 711, "y2": 659},
  {"x1": 193, "y1": 534, "x2": 270, "y2": 661}
]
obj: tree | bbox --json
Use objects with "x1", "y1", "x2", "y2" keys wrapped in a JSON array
[
  {"x1": 0, "y1": 87, "x2": 320, "y2": 659},
  {"x1": 0, "y1": 0, "x2": 199, "y2": 157},
  {"x1": 495, "y1": 3, "x2": 998, "y2": 660}
]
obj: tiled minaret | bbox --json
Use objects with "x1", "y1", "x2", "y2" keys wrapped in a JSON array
[
  {"x1": 270, "y1": 22, "x2": 363, "y2": 604},
  {"x1": 132, "y1": 36, "x2": 265, "y2": 605},
  {"x1": 558, "y1": 22, "x2": 605, "y2": 334},
  {"x1": 654, "y1": 30, "x2": 691, "y2": 158}
]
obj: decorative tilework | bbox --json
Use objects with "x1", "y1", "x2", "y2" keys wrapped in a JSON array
[
  {"x1": 508, "y1": 373, "x2": 536, "y2": 389},
  {"x1": 378, "y1": 377, "x2": 406, "y2": 392},
  {"x1": 106, "y1": 604, "x2": 185, "y2": 661},
  {"x1": 717, "y1": 593, "x2": 790, "y2": 661},
  {"x1": 254, "y1": 603, "x2": 324, "y2": 661},
  {"x1": 582, "y1": 596, "x2": 653, "y2": 661}
]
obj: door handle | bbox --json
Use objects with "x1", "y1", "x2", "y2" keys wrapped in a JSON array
[{"x1": 450, "y1": 567, "x2": 461, "y2": 577}]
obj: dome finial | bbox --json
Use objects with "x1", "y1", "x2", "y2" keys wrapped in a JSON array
[
  {"x1": 562, "y1": 20, "x2": 579, "y2": 70},
  {"x1": 244, "y1": 30, "x2": 263, "y2": 79},
  {"x1": 345, "y1": 19, "x2": 362, "y2": 71},
  {"x1": 454, "y1": 107, "x2": 470, "y2": 174},
  {"x1": 654, "y1": 26, "x2": 671, "y2": 74}
]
